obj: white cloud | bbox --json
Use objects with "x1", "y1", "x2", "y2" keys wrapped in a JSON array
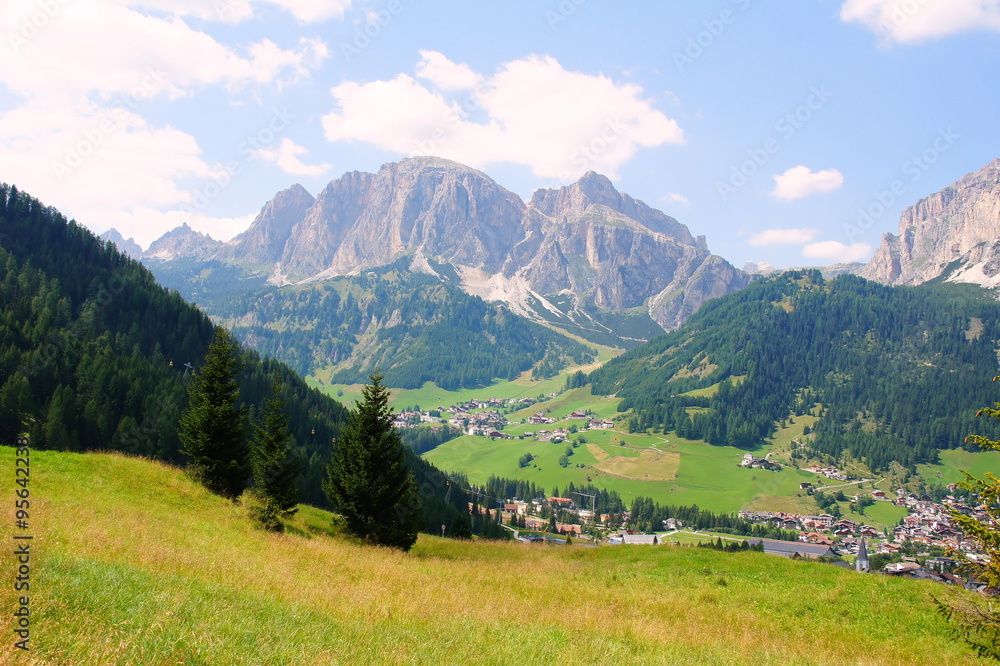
[
  {"x1": 0, "y1": 0, "x2": 333, "y2": 250},
  {"x1": 0, "y1": 100, "x2": 212, "y2": 211},
  {"x1": 748, "y1": 228, "x2": 820, "y2": 247},
  {"x1": 802, "y1": 241, "x2": 872, "y2": 263},
  {"x1": 262, "y1": 0, "x2": 354, "y2": 22},
  {"x1": 321, "y1": 53, "x2": 684, "y2": 181},
  {"x1": 840, "y1": 0, "x2": 1000, "y2": 44},
  {"x1": 771, "y1": 166, "x2": 844, "y2": 201},
  {"x1": 416, "y1": 50, "x2": 483, "y2": 91},
  {"x1": 256, "y1": 137, "x2": 330, "y2": 176},
  {"x1": 662, "y1": 192, "x2": 690, "y2": 206},
  {"x1": 0, "y1": 1, "x2": 329, "y2": 100}
]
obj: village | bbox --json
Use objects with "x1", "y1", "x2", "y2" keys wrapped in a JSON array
[
  {"x1": 392, "y1": 396, "x2": 614, "y2": 441},
  {"x1": 391, "y1": 400, "x2": 990, "y2": 589}
]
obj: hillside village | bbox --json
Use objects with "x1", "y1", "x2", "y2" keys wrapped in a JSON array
[{"x1": 392, "y1": 394, "x2": 614, "y2": 441}]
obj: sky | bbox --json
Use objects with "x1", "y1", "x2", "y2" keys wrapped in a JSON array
[{"x1": 0, "y1": 0, "x2": 998, "y2": 269}]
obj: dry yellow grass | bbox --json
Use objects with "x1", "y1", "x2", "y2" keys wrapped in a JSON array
[
  {"x1": 0, "y1": 447, "x2": 989, "y2": 665},
  {"x1": 591, "y1": 448, "x2": 680, "y2": 481}
]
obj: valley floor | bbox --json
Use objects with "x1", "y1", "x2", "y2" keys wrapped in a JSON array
[{"x1": 0, "y1": 447, "x2": 986, "y2": 665}]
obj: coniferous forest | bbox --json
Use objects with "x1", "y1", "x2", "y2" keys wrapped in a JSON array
[
  {"x1": 150, "y1": 257, "x2": 596, "y2": 390},
  {"x1": 590, "y1": 270, "x2": 1000, "y2": 471},
  {"x1": 0, "y1": 184, "x2": 483, "y2": 537}
]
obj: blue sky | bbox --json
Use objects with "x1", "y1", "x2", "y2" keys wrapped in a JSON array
[{"x1": 1, "y1": 0, "x2": 998, "y2": 268}]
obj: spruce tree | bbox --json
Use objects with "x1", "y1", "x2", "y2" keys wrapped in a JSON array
[
  {"x1": 323, "y1": 373, "x2": 419, "y2": 551},
  {"x1": 250, "y1": 376, "x2": 299, "y2": 526},
  {"x1": 178, "y1": 328, "x2": 249, "y2": 499},
  {"x1": 937, "y1": 376, "x2": 1000, "y2": 659}
]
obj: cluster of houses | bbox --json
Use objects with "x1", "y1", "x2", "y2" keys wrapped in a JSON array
[
  {"x1": 886, "y1": 491, "x2": 984, "y2": 557},
  {"x1": 738, "y1": 488, "x2": 990, "y2": 564},
  {"x1": 393, "y1": 400, "x2": 617, "y2": 440},
  {"x1": 738, "y1": 452, "x2": 782, "y2": 471},
  {"x1": 737, "y1": 510, "x2": 880, "y2": 539},
  {"x1": 805, "y1": 465, "x2": 852, "y2": 482}
]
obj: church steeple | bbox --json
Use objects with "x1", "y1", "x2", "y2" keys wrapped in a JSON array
[{"x1": 856, "y1": 537, "x2": 870, "y2": 573}]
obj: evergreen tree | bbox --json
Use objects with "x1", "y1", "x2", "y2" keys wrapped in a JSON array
[
  {"x1": 249, "y1": 376, "x2": 300, "y2": 529},
  {"x1": 178, "y1": 328, "x2": 249, "y2": 499},
  {"x1": 937, "y1": 376, "x2": 1000, "y2": 659},
  {"x1": 323, "y1": 373, "x2": 419, "y2": 551},
  {"x1": 0, "y1": 373, "x2": 30, "y2": 444}
]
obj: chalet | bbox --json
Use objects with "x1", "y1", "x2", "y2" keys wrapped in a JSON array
[
  {"x1": 567, "y1": 411, "x2": 588, "y2": 419},
  {"x1": 549, "y1": 497, "x2": 575, "y2": 508},
  {"x1": 557, "y1": 524, "x2": 582, "y2": 536},
  {"x1": 524, "y1": 516, "x2": 548, "y2": 530},
  {"x1": 799, "y1": 482, "x2": 813, "y2": 490},
  {"x1": 749, "y1": 538, "x2": 835, "y2": 559},
  {"x1": 488, "y1": 431, "x2": 509, "y2": 440},
  {"x1": 588, "y1": 419, "x2": 614, "y2": 430},
  {"x1": 617, "y1": 534, "x2": 660, "y2": 545}
]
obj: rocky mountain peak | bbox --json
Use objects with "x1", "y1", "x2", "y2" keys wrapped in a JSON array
[
  {"x1": 99, "y1": 228, "x2": 143, "y2": 259},
  {"x1": 529, "y1": 172, "x2": 695, "y2": 244},
  {"x1": 143, "y1": 222, "x2": 223, "y2": 262},
  {"x1": 858, "y1": 159, "x2": 1000, "y2": 287},
  {"x1": 230, "y1": 183, "x2": 315, "y2": 263}
]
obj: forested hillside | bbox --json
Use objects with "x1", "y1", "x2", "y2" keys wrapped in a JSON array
[
  {"x1": 0, "y1": 184, "x2": 475, "y2": 533},
  {"x1": 590, "y1": 271, "x2": 1000, "y2": 470},
  {"x1": 149, "y1": 258, "x2": 596, "y2": 389}
]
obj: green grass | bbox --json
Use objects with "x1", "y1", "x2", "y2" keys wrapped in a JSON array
[
  {"x1": 918, "y1": 448, "x2": 1000, "y2": 487},
  {"x1": 1, "y1": 446, "x2": 987, "y2": 665},
  {"x1": 426, "y1": 429, "x2": 823, "y2": 512}
]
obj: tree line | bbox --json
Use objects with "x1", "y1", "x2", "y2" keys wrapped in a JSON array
[{"x1": 591, "y1": 271, "x2": 1000, "y2": 471}]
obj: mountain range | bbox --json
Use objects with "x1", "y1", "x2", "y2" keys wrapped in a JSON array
[
  {"x1": 125, "y1": 157, "x2": 751, "y2": 337},
  {"x1": 102, "y1": 156, "x2": 1000, "y2": 389}
]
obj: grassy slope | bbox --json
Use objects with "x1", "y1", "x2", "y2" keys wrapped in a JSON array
[
  {"x1": 918, "y1": 449, "x2": 1000, "y2": 486},
  {"x1": 0, "y1": 447, "x2": 985, "y2": 665},
  {"x1": 425, "y1": 406, "x2": 821, "y2": 512}
]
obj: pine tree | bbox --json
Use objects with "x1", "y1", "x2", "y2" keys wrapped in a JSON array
[
  {"x1": 250, "y1": 376, "x2": 299, "y2": 528},
  {"x1": 178, "y1": 328, "x2": 249, "y2": 499},
  {"x1": 323, "y1": 373, "x2": 419, "y2": 551},
  {"x1": 937, "y1": 376, "x2": 1000, "y2": 659}
]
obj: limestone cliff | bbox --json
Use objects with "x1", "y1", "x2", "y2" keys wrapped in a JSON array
[{"x1": 859, "y1": 159, "x2": 1000, "y2": 287}]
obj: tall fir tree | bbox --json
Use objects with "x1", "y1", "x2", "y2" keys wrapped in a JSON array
[
  {"x1": 937, "y1": 376, "x2": 1000, "y2": 660},
  {"x1": 250, "y1": 376, "x2": 300, "y2": 526},
  {"x1": 323, "y1": 373, "x2": 419, "y2": 551},
  {"x1": 178, "y1": 328, "x2": 249, "y2": 499}
]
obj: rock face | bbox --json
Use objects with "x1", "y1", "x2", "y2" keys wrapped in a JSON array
[
  {"x1": 99, "y1": 229, "x2": 142, "y2": 259},
  {"x1": 143, "y1": 157, "x2": 749, "y2": 332},
  {"x1": 229, "y1": 184, "x2": 314, "y2": 264},
  {"x1": 143, "y1": 223, "x2": 223, "y2": 261},
  {"x1": 859, "y1": 159, "x2": 1000, "y2": 287},
  {"x1": 517, "y1": 173, "x2": 748, "y2": 328}
]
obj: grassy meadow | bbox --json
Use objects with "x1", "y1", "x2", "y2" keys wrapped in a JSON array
[
  {"x1": 0, "y1": 446, "x2": 988, "y2": 665},
  {"x1": 425, "y1": 400, "x2": 827, "y2": 513}
]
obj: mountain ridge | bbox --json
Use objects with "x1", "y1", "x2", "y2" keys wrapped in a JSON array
[
  {"x1": 133, "y1": 157, "x2": 749, "y2": 335},
  {"x1": 859, "y1": 158, "x2": 1000, "y2": 287}
]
